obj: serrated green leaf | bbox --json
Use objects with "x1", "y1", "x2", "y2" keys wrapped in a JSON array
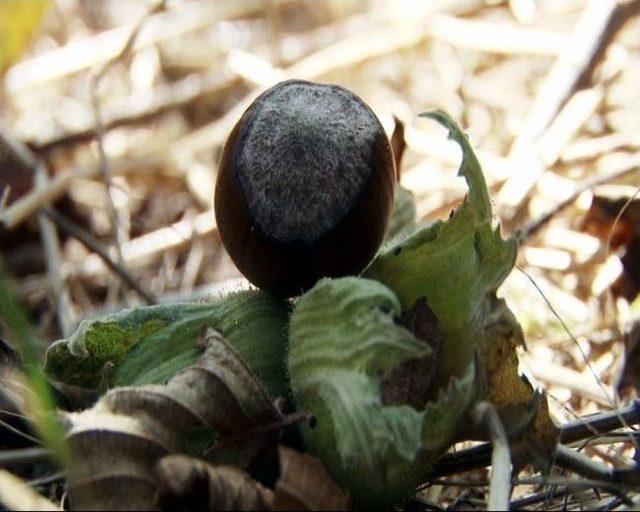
[
  {"x1": 365, "y1": 111, "x2": 517, "y2": 382},
  {"x1": 44, "y1": 291, "x2": 290, "y2": 398},
  {"x1": 385, "y1": 184, "x2": 417, "y2": 243}
]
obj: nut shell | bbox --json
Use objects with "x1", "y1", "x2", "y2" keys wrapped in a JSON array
[{"x1": 215, "y1": 80, "x2": 395, "y2": 297}]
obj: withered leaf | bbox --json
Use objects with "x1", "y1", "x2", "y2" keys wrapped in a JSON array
[
  {"x1": 381, "y1": 297, "x2": 442, "y2": 409},
  {"x1": 618, "y1": 319, "x2": 640, "y2": 397},
  {"x1": 614, "y1": 239, "x2": 640, "y2": 301},
  {"x1": 472, "y1": 294, "x2": 559, "y2": 472},
  {"x1": 390, "y1": 116, "x2": 406, "y2": 177},
  {"x1": 273, "y1": 447, "x2": 350, "y2": 511},
  {"x1": 513, "y1": 394, "x2": 559, "y2": 474},
  {"x1": 385, "y1": 109, "x2": 416, "y2": 244},
  {"x1": 155, "y1": 454, "x2": 274, "y2": 511},
  {"x1": 582, "y1": 194, "x2": 640, "y2": 301},
  {"x1": 64, "y1": 328, "x2": 282, "y2": 511},
  {"x1": 582, "y1": 195, "x2": 639, "y2": 250}
]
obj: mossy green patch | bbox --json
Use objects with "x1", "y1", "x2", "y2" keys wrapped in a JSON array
[{"x1": 44, "y1": 291, "x2": 291, "y2": 398}]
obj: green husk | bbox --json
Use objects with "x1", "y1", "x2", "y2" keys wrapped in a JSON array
[
  {"x1": 366, "y1": 111, "x2": 517, "y2": 383},
  {"x1": 288, "y1": 277, "x2": 476, "y2": 509},
  {"x1": 44, "y1": 290, "x2": 290, "y2": 398},
  {"x1": 385, "y1": 184, "x2": 417, "y2": 243}
]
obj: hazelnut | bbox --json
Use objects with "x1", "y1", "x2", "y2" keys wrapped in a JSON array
[{"x1": 215, "y1": 80, "x2": 395, "y2": 297}]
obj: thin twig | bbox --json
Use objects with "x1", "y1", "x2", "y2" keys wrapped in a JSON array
[
  {"x1": 35, "y1": 167, "x2": 74, "y2": 337},
  {"x1": 93, "y1": 0, "x2": 167, "y2": 83},
  {"x1": 90, "y1": 87, "x2": 127, "y2": 278},
  {"x1": 555, "y1": 444, "x2": 640, "y2": 486},
  {"x1": 525, "y1": 358, "x2": 613, "y2": 406},
  {"x1": 89, "y1": 0, "x2": 166, "y2": 303},
  {"x1": 27, "y1": 4, "x2": 559, "y2": 154},
  {"x1": 172, "y1": 1, "x2": 488, "y2": 160},
  {"x1": 0, "y1": 418, "x2": 41, "y2": 446},
  {"x1": 604, "y1": 185, "x2": 640, "y2": 264},
  {"x1": 497, "y1": 0, "x2": 619, "y2": 213},
  {"x1": 0, "y1": 447, "x2": 51, "y2": 469},
  {"x1": 32, "y1": 70, "x2": 235, "y2": 151},
  {"x1": 574, "y1": 0, "x2": 640, "y2": 90},
  {"x1": 0, "y1": 122, "x2": 155, "y2": 318},
  {"x1": 0, "y1": 337, "x2": 18, "y2": 364},
  {"x1": 28, "y1": 11, "x2": 372, "y2": 152},
  {"x1": 515, "y1": 476, "x2": 632, "y2": 503},
  {"x1": 44, "y1": 208, "x2": 156, "y2": 305},
  {"x1": 561, "y1": 132, "x2": 640, "y2": 163},
  {"x1": 4, "y1": 0, "x2": 285, "y2": 94},
  {"x1": 509, "y1": 485, "x2": 581, "y2": 510},
  {"x1": 76, "y1": 210, "x2": 216, "y2": 281},
  {"x1": 516, "y1": 265, "x2": 617, "y2": 409},
  {"x1": 471, "y1": 402, "x2": 511, "y2": 510},
  {"x1": 27, "y1": 470, "x2": 64, "y2": 488},
  {"x1": 0, "y1": 187, "x2": 11, "y2": 211},
  {"x1": 517, "y1": 159, "x2": 640, "y2": 241},
  {"x1": 0, "y1": 152, "x2": 164, "y2": 230},
  {"x1": 517, "y1": 265, "x2": 639, "y2": 456},
  {"x1": 430, "y1": 400, "x2": 640, "y2": 479}
]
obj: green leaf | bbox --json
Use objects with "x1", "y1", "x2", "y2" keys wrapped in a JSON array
[
  {"x1": 288, "y1": 277, "x2": 474, "y2": 509},
  {"x1": 44, "y1": 291, "x2": 290, "y2": 399},
  {"x1": 365, "y1": 111, "x2": 517, "y2": 382},
  {"x1": 384, "y1": 184, "x2": 417, "y2": 243}
]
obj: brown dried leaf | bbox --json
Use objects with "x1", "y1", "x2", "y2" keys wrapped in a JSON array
[
  {"x1": 514, "y1": 395, "x2": 559, "y2": 473},
  {"x1": 155, "y1": 454, "x2": 274, "y2": 511},
  {"x1": 480, "y1": 296, "x2": 531, "y2": 410},
  {"x1": 615, "y1": 240, "x2": 640, "y2": 301},
  {"x1": 273, "y1": 447, "x2": 350, "y2": 511},
  {"x1": 582, "y1": 195, "x2": 640, "y2": 250},
  {"x1": 475, "y1": 294, "x2": 559, "y2": 471},
  {"x1": 64, "y1": 328, "x2": 282, "y2": 510},
  {"x1": 618, "y1": 320, "x2": 640, "y2": 397},
  {"x1": 582, "y1": 194, "x2": 640, "y2": 301},
  {"x1": 390, "y1": 115, "x2": 406, "y2": 178}
]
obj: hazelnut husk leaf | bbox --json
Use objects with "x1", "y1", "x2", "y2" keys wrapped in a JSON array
[
  {"x1": 364, "y1": 114, "x2": 558, "y2": 468},
  {"x1": 288, "y1": 277, "x2": 476, "y2": 510},
  {"x1": 365, "y1": 111, "x2": 518, "y2": 391},
  {"x1": 44, "y1": 290, "x2": 290, "y2": 398}
]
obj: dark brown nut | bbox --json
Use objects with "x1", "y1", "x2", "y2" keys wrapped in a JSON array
[{"x1": 215, "y1": 79, "x2": 396, "y2": 297}]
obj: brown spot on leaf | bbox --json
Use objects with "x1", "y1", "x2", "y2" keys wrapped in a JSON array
[{"x1": 381, "y1": 297, "x2": 442, "y2": 409}]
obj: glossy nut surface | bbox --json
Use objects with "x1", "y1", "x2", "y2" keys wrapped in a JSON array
[{"x1": 215, "y1": 79, "x2": 396, "y2": 297}]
